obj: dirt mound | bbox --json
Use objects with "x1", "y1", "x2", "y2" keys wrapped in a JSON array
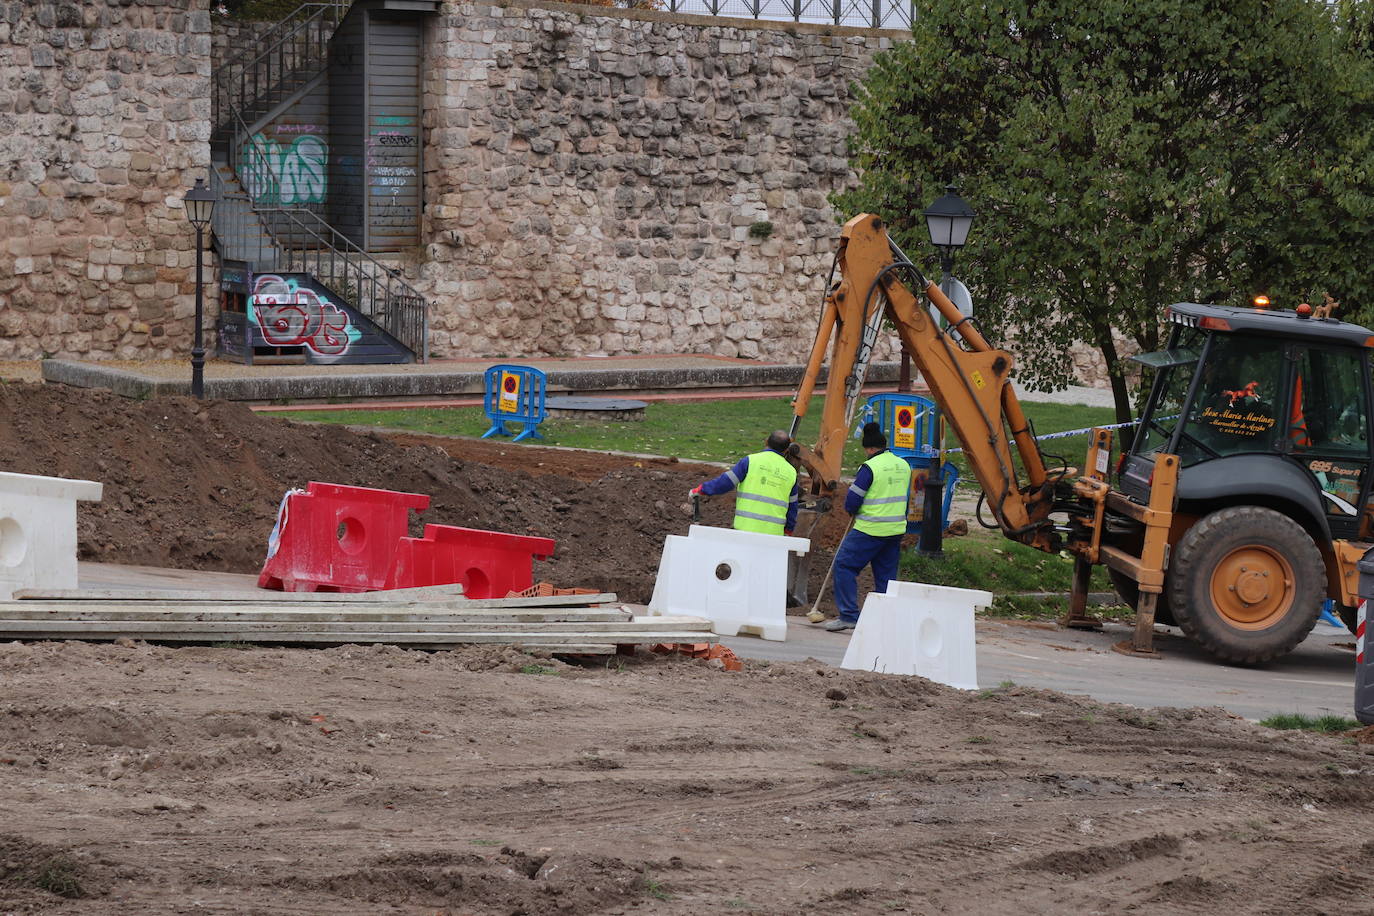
[
  {"x1": 0, "y1": 382, "x2": 859, "y2": 606},
  {"x1": 283, "y1": 847, "x2": 647, "y2": 914},
  {"x1": 0, "y1": 383, "x2": 785, "y2": 602}
]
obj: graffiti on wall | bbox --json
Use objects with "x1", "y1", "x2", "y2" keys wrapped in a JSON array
[
  {"x1": 366, "y1": 111, "x2": 420, "y2": 238},
  {"x1": 239, "y1": 134, "x2": 329, "y2": 206},
  {"x1": 248, "y1": 275, "x2": 360, "y2": 360}
]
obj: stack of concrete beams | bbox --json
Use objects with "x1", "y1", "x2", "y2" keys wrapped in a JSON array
[{"x1": 0, "y1": 586, "x2": 715, "y2": 655}]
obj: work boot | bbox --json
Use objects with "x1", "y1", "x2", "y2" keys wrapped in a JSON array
[{"x1": 824, "y1": 618, "x2": 855, "y2": 632}]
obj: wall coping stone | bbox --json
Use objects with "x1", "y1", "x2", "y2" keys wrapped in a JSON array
[
  {"x1": 476, "y1": 0, "x2": 908, "y2": 39},
  {"x1": 41, "y1": 359, "x2": 901, "y2": 402}
]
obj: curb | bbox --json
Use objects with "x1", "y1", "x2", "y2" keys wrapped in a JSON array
[{"x1": 41, "y1": 359, "x2": 903, "y2": 403}]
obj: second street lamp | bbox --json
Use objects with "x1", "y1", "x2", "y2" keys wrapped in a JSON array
[
  {"x1": 923, "y1": 183, "x2": 975, "y2": 282},
  {"x1": 183, "y1": 177, "x2": 216, "y2": 399},
  {"x1": 916, "y1": 184, "x2": 976, "y2": 559}
]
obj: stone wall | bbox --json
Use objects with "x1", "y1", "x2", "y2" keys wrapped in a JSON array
[
  {"x1": 0, "y1": 0, "x2": 211, "y2": 359},
  {"x1": 416, "y1": 0, "x2": 901, "y2": 362}
]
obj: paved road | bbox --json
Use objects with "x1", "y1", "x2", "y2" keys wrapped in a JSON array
[
  {"x1": 722, "y1": 615, "x2": 1357, "y2": 721},
  {"x1": 76, "y1": 562, "x2": 1357, "y2": 722}
]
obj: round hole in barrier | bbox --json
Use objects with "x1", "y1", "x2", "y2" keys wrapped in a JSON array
[
  {"x1": 336, "y1": 517, "x2": 365, "y2": 555},
  {"x1": 714, "y1": 562, "x2": 733, "y2": 581},
  {"x1": 918, "y1": 617, "x2": 943, "y2": 658},
  {"x1": 0, "y1": 517, "x2": 25, "y2": 568},
  {"x1": 462, "y1": 567, "x2": 490, "y2": 599}
]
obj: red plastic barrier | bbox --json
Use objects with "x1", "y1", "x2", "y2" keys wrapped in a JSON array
[
  {"x1": 258, "y1": 482, "x2": 430, "y2": 592},
  {"x1": 387, "y1": 524, "x2": 556, "y2": 599}
]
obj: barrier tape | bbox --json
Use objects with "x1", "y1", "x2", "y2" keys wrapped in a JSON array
[
  {"x1": 265, "y1": 488, "x2": 304, "y2": 560},
  {"x1": 943, "y1": 417, "x2": 1140, "y2": 455},
  {"x1": 938, "y1": 414, "x2": 1182, "y2": 456}
]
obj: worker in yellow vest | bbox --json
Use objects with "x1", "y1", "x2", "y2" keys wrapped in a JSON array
[
  {"x1": 824, "y1": 421, "x2": 910, "y2": 632},
  {"x1": 690, "y1": 430, "x2": 800, "y2": 535}
]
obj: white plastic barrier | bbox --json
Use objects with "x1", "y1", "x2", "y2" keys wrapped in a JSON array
[
  {"x1": 840, "y1": 580, "x2": 991, "y2": 689},
  {"x1": 646, "y1": 524, "x2": 809, "y2": 641},
  {"x1": 0, "y1": 471, "x2": 103, "y2": 600}
]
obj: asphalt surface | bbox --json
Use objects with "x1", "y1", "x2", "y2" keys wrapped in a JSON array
[{"x1": 720, "y1": 615, "x2": 1357, "y2": 722}]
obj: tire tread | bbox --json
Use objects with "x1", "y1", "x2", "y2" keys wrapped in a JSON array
[{"x1": 1167, "y1": 506, "x2": 1323, "y2": 665}]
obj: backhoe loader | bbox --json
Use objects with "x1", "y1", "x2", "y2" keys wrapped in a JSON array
[{"x1": 789, "y1": 213, "x2": 1372, "y2": 664}]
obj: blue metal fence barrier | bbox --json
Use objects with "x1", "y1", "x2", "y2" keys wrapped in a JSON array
[{"x1": 482, "y1": 365, "x2": 548, "y2": 443}]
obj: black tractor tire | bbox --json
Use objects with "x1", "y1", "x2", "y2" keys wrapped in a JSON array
[
  {"x1": 1167, "y1": 506, "x2": 1324, "y2": 665},
  {"x1": 1106, "y1": 568, "x2": 1177, "y2": 627}
]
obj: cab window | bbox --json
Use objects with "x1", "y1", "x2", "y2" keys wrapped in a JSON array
[
  {"x1": 1292, "y1": 346, "x2": 1370, "y2": 527},
  {"x1": 1291, "y1": 347, "x2": 1369, "y2": 455},
  {"x1": 1181, "y1": 334, "x2": 1286, "y2": 461}
]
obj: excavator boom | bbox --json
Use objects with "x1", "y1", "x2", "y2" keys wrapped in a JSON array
[{"x1": 791, "y1": 213, "x2": 1063, "y2": 551}]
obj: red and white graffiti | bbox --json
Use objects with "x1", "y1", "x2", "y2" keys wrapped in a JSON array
[{"x1": 249, "y1": 275, "x2": 357, "y2": 358}]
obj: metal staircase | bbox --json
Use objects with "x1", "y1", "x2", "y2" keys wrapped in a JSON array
[
  {"x1": 211, "y1": 3, "x2": 348, "y2": 153},
  {"x1": 210, "y1": 1, "x2": 429, "y2": 362}
]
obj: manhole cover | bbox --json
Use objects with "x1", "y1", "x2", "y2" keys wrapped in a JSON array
[{"x1": 545, "y1": 396, "x2": 648, "y2": 421}]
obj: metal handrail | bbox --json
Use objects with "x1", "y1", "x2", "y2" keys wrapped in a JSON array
[
  {"x1": 259, "y1": 207, "x2": 429, "y2": 361},
  {"x1": 216, "y1": 2, "x2": 348, "y2": 74},
  {"x1": 212, "y1": 2, "x2": 348, "y2": 141},
  {"x1": 211, "y1": 187, "x2": 428, "y2": 361}
]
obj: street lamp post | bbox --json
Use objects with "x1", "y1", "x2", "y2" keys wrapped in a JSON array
[
  {"x1": 916, "y1": 184, "x2": 975, "y2": 559},
  {"x1": 923, "y1": 183, "x2": 975, "y2": 293},
  {"x1": 183, "y1": 177, "x2": 216, "y2": 399}
]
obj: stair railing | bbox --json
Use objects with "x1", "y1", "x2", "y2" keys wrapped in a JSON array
[
  {"x1": 212, "y1": 2, "x2": 349, "y2": 144},
  {"x1": 213, "y1": 102, "x2": 429, "y2": 361},
  {"x1": 257, "y1": 207, "x2": 429, "y2": 362},
  {"x1": 208, "y1": 168, "x2": 286, "y2": 271}
]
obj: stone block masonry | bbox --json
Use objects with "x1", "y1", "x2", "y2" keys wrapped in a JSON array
[
  {"x1": 0, "y1": 0, "x2": 211, "y2": 360},
  {"x1": 417, "y1": 0, "x2": 903, "y2": 362}
]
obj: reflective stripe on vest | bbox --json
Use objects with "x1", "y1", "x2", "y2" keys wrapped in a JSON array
[
  {"x1": 854, "y1": 450, "x2": 911, "y2": 537},
  {"x1": 734, "y1": 449, "x2": 797, "y2": 535}
]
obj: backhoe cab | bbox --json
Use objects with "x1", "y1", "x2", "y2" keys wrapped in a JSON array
[
  {"x1": 792, "y1": 213, "x2": 1370, "y2": 665},
  {"x1": 1115, "y1": 301, "x2": 1373, "y2": 662}
]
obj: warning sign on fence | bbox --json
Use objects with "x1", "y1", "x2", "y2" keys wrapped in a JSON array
[
  {"x1": 894, "y1": 406, "x2": 916, "y2": 451},
  {"x1": 498, "y1": 372, "x2": 521, "y2": 413}
]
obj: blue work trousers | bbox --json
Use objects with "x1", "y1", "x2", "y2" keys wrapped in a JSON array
[{"x1": 832, "y1": 527, "x2": 902, "y2": 624}]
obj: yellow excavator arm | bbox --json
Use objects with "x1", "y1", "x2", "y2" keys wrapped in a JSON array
[{"x1": 789, "y1": 213, "x2": 1064, "y2": 552}]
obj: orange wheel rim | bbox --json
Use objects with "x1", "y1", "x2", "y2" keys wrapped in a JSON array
[{"x1": 1209, "y1": 545, "x2": 1295, "y2": 629}]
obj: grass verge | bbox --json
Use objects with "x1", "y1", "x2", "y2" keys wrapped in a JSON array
[
  {"x1": 898, "y1": 532, "x2": 1126, "y2": 621},
  {"x1": 262, "y1": 397, "x2": 1118, "y2": 472},
  {"x1": 1259, "y1": 713, "x2": 1363, "y2": 733}
]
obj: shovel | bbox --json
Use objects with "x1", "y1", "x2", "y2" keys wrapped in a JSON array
[{"x1": 805, "y1": 517, "x2": 854, "y2": 623}]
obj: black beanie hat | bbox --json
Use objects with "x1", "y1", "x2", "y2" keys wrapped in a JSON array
[{"x1": 862, "y1": 421, "x2": 886, "y2": 449}]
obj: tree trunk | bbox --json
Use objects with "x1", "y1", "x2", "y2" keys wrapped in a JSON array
[{"x1": 1092, "y1": 322, "x2": 1133, "y2": 427}]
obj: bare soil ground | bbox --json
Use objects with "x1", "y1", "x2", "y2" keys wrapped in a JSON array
[
  {"x1": 3, "y1": 641, "x2": 1373, "y2": 914},
  {"x1": 2, "y1": 383, "x2": 1373, "y2": 914}
]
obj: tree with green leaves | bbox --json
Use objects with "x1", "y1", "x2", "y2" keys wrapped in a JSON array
[{"x1": 835, "y1": 0, "x2": 1374, "y2": 423}]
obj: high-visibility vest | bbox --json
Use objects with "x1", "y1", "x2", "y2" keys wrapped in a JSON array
[
  {"x1": 853, "y1": 449, "x2": 911, "y2": 537},
  {"x1": 733, "y1": 450, "x2": 797, "y2": 535}
]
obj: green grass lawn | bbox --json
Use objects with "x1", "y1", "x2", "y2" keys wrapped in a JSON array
[
  {"x1": 263, "y1": 396, "x2": 1118, "y2": 473},
  {"x1": 1258, "y1": 713, "x2": 1364, "y2": 733},
  {"x1": 898, "y1": 530, "x2": 1121, "y2": 619}
]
